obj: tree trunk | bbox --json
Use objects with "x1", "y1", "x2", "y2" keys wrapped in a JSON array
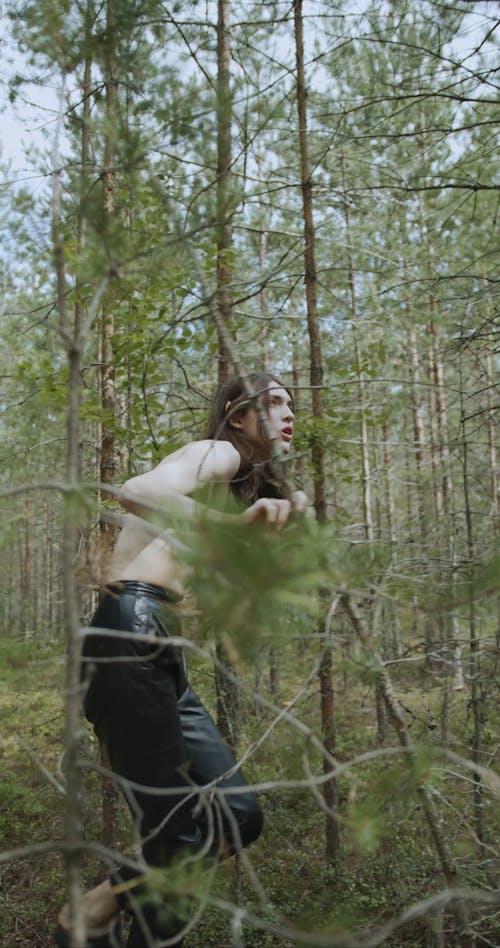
[
  {"x1": 291, "y1": 331, "x2": 305, "y2": 487},
  {"x1": 22, "y1": 486, "x2": 32, "y2": 635},
  {"x1": 407, "y1": 322, "x2": 427, "y2": 537},
  {"x1": 213, "y1": 0, "x2": 240, "y2": 752},
  {"x1": 216, "y1": 0, "x2": 233, "y2": 381},
  {"x1": 99, "y1": 0, "x2": 121, "y2": 854},
  {"x1": 406, "y1": 321, "x2": 437, "y2": 667},
  {"x1": 486, "y1": 348, "x2": 499, "y2": 528},
  {"x1": 215, "y1": 649, "x2": 240, "y2": 754},
  {"x1": 382, "y1": 419, "x2": 396, "y2": 548},
  {"x1": 269, "y1": 646, "x2": 280, "y2": 695},
  {"x1": 341, "y1": 153, "x2": 389, "y2": 741},
  {"x1": 341, "y1": 152, "x2": 373, "y2": 543},
  {"x1": 318, "y1": 645, "x2": 340, "y2": 856},
  {"x1": 53, "y1": 71, "x2": 87, "y2": 948},
  {"x1": 258, "y1": 224, "x2": 269, "y2": 371},
  {"x1": 460, "y1": 370, "x2": 485, "y2": 850},
  {"x1": 99, "y1": 0, "x2": 118, "y2": 580},
  {"x1": 294, "y1": 0, "x2": 325, "y2": 525},
  {"x1": 294, "y1": 0, "x2": 339, "y2": 862}
]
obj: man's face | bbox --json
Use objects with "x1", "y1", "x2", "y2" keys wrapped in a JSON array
[{"x1": 233, "y1": 383, "x2": 294, "y2": 458}]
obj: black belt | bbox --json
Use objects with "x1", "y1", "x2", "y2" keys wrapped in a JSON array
[{"x1": 106, "y1": 580, "x2": 182, "y2": 603}]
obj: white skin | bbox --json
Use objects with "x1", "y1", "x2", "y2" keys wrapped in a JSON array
[
  {"x1": 108, "y1": 383, "x2": 304, "y2": 593},
  {"x1": 59, "y1": 382, "x2": 306, "y2": 935}
]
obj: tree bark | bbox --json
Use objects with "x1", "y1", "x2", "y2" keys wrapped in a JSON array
[
  {"x1": 406, "y1": 319, "x2": 437, "y2": 667},
  {"x1": 269, "y1": 646, "x2": 280, "y2": 695},
  {"x1": 213, "y1": 0, "x2": 240, "y2": 752},
  {"x1": 99, "y1": 0, "x2": 121, "y2": 854},
  {"x1": 407, "y1": 321, "x2": 427, "y2": 537},
  {"x1": 341, "y1": 152, "x2": 372, "y2": 543},
  {"x1": 216, "y1": 0, "x2": 233, "y2": 382},
  {"x1": 486, "y1": 348, "x2": 499, "y2": 528},
  {"x1": 99, "y1": 0, "x2": 119, "y2": 563},
  {"x1": 53, "y1": 70, "x2": 87, "y2": 948},
  {"x1": 459, "y1": 370, "x2": 484, "y2": 849},
  {"x1": 294, "y1": 0, "x2": 339, "y2": 862},
  {"x1": 22, "y1": 486, "x2": 32, "y2": 635},
  {"x1": 294, "y1": 0, "x2": 326, "y2": 525}
]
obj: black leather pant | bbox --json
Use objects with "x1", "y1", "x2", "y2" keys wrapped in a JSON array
[{"x1": 82, "y1": 582, "x2": 263, "y2": 947}]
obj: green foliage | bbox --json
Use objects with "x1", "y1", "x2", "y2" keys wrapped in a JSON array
[
  {"x1": 345, "y1": 799, "x2": 385, "y2": 854},
  {"x1": 2, "y1": 634, "x2": 500, "y2": 946},
  {"x1": 185, "y1": 513, "x2": 326, "y2": 655},
  {"x1": 135, "y1": 855, "x2": 218, "y2": 932},
  {"x1": 1, "y1": 1, "x2": 500, "y2": 944}
]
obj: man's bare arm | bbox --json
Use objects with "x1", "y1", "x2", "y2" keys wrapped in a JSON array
[
  {"x1": 119, "y1": 440, "x2": 241, "y2": 518},
  {"x1": 120, "y1": 439, "x2": 307, "y2": 531}
]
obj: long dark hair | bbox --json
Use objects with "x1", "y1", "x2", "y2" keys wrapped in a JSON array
[{"x1": 204, "y1": 372, "x2": 293, "y2": 504}]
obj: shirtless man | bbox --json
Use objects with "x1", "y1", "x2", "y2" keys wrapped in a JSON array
[{"x1": 55, "y1": 372, "x2": 306, "y2": 948}]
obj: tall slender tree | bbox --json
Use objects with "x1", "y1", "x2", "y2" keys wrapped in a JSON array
[{"x1": 294, "y1": 0, "x2": 339, "y2": 862}]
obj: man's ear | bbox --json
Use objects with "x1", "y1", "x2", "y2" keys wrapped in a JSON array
[{"x1": 225, "y1": 401, "x2": 243, "y2": 430}]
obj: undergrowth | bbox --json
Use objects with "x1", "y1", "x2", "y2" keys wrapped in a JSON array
[{"x1": 1, "y1": 634, "x2": 499, "y2": 947}]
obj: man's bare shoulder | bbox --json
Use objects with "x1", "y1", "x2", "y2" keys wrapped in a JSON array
[{"x1": 159, "y1": 439, "x2": 241, "y2": 482}]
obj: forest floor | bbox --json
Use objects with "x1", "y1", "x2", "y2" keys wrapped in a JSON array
[{"x1": 1, "y1": 634, "x2": 499, "y2": 948}]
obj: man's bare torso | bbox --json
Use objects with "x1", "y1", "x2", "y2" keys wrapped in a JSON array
[{"x1": 107, "y1": 513, "x2": 188, "y2": 596}]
